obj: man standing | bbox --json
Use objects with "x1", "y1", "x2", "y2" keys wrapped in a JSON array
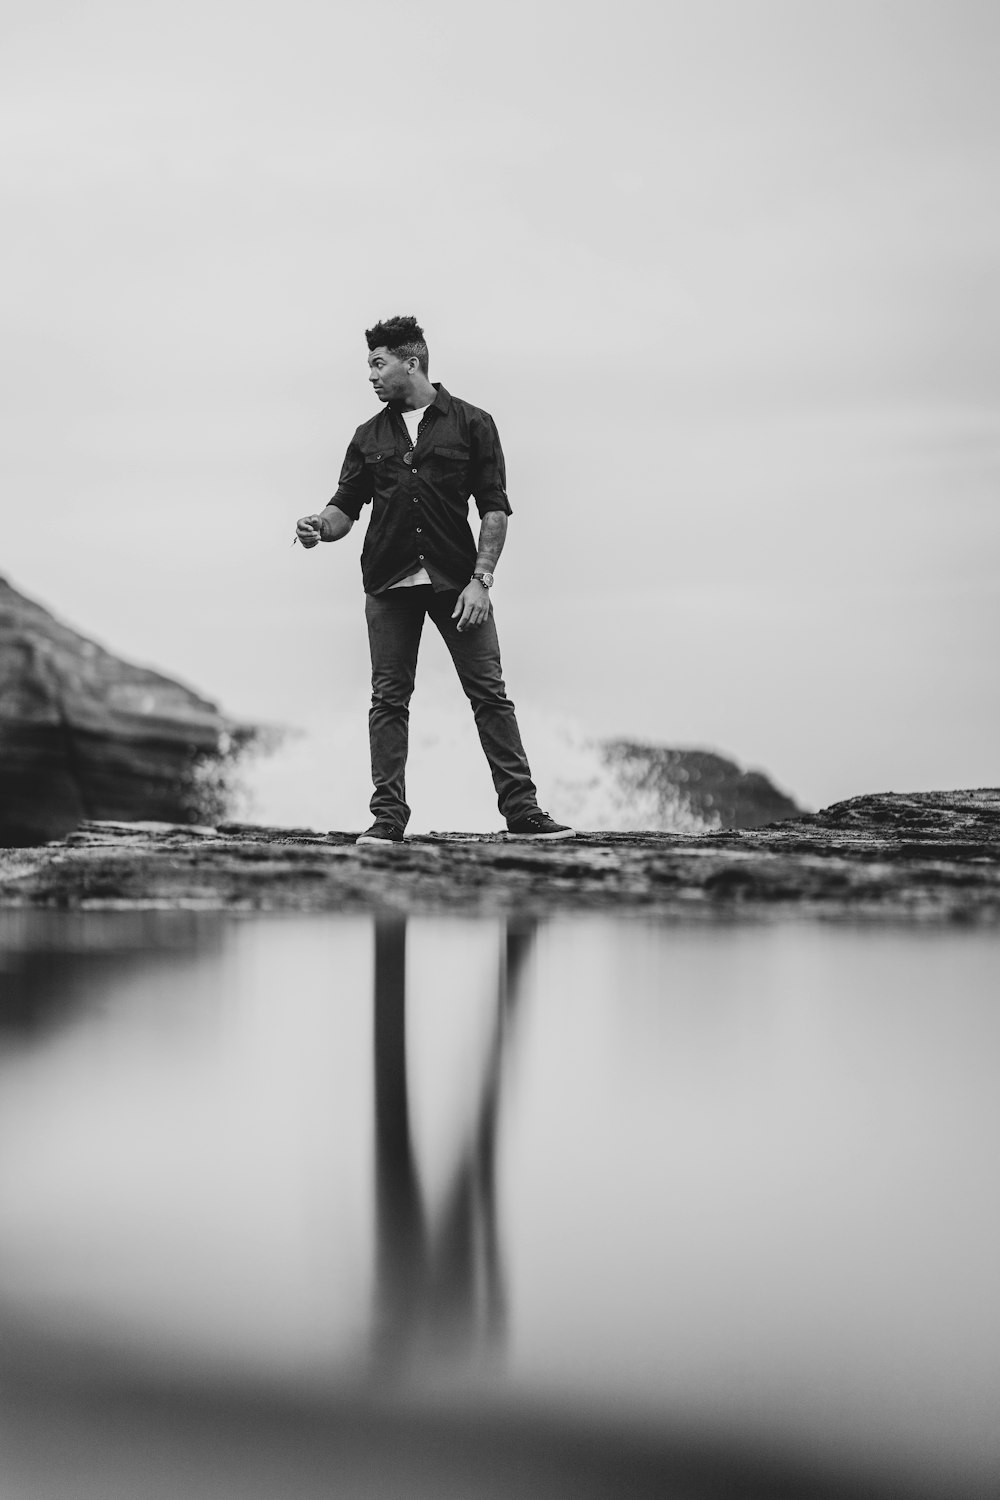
[{"x1": 295, "y1": 315, "x2": 573, "y2": 845}]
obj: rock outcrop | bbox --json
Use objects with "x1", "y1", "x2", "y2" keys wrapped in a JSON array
[
  {"x1": 0, "y1": 577, "x2": 250, "y2": 846},
  {"x1": 2, "y1": 790, "x2": 997, "y2": 923},
  {"x1": 594, "y1": 740, "x2": 800, "y2": 830}
]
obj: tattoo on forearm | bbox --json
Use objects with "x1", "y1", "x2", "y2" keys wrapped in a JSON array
[{"x1": 476, "y1": 512, "x2": 507, "y2": 570}]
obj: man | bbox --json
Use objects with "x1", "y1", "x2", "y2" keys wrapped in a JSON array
[{"x1": 295, "y1": 315, "x2": 573, "y2": 845}]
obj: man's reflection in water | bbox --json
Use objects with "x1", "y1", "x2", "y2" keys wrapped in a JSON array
[{"x1": 372, "y1": 915, "x2": 535, "y2": 1373}]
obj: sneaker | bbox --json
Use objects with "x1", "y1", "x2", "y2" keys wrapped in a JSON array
[
  {"x1": 505, "y1": 811, "x2": 575, "y2": 840},
  {"x1": 356, "y1": 821, "x2": 405, "y2": 845}
]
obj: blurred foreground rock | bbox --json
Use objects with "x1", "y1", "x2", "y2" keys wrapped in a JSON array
[
  {"x1": 0, "y1": 577, "x2": 251, "y2": 845},
  {"x1": 2, "y1": 790, "x2": 997, "y2": 923}
]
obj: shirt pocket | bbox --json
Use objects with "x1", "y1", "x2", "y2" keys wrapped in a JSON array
[
  {"x1": 429, "y1": 443, "x2": 471, "y2": 484},
  {"x1": 360, "y1": 447, "x2": 393, "y2": 496}
]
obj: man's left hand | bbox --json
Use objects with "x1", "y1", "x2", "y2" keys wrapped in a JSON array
[{"x1": 452, "y1": 580, "x2": 490, "y2": 632}]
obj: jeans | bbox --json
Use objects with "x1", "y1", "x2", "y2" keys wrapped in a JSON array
[{"x1": 365, "y1": 586, "x2": 539, "y2": 830}]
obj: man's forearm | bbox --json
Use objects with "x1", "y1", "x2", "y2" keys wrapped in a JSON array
[
  {"x1": 319, "y1": 504, "x2": 355, "y2": 542},
  {"x1": 475, "y1": 511, "x2": 507, "y2": 572}
]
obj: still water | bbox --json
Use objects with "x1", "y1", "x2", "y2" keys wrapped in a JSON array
[{"x1": 1, "y1": 910, "x2": 998, "y2": 1498}]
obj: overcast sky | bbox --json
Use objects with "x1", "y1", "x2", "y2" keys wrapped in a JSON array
[{"x1": 3, "y1": 0, "x2": 998, "y2": 813}]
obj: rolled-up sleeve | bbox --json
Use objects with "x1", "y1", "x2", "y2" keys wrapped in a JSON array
[
  {"x1": 469, "y1": 413, "x2": 512, "y2": 517},
  {"x1": 329, "y1": 432, "x2": 373, "y2": 522}
]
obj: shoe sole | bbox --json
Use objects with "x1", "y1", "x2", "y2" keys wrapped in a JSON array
[
  {"x1": 356, "y1": 835, "x2": 404, "y2": 845},
  {"x1": 505, "y1": 830, "x2": 576, "y2": 840}
]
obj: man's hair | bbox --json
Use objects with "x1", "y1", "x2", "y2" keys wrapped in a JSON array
[{"x1": 365, "y1": 314, "x2": 429, "y2": 375}]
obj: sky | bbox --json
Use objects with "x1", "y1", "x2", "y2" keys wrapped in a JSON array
[{"x1": 3, "y1": 0, "x2": 999, "y2": 818}]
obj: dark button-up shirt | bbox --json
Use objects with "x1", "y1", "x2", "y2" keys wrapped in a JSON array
[{"x1": 329, "y1": 384, "x2": 512, "y2": 595}]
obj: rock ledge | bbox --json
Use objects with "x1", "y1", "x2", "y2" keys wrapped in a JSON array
[{"x1": 1, "y1": 790, "x2": 998, "y2": 923}]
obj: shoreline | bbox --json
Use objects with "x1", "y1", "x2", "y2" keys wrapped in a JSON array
[{"x1": 1, "y1": 790, "x2": 998, "y2": 923}]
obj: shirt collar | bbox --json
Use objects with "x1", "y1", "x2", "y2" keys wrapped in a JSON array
[{"x1": 387, "y1": 384, "x2": 450, "y2": 426}]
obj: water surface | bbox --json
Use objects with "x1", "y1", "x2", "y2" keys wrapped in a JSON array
[{"x1": 1, "y1": 910, "x2": 998, "y2": 1497}]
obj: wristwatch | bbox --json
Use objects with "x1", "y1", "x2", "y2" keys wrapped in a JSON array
[{"x1": 473, "y1": 571, "x2": 494, "y2": 589}]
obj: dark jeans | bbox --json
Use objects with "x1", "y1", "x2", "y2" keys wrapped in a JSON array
[{"x1": 365, "y1": 586, "x2": 539, "y2": 830}]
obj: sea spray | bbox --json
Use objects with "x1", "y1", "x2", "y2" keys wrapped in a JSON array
[{"x1": 237, "y1": 703, "x2": 795, "y2": 834}]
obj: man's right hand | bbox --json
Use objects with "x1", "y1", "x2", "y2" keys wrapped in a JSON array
[{"x1": 296, "y1": 514, "x2": 325, "y2": 548}]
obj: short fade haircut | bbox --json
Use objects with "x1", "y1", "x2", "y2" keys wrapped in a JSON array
[{"x1": 365, "y1": 314, "x2": 429, "y2": 375}]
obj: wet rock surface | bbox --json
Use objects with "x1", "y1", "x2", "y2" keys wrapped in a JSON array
[{"x1": 1, "y1": 789, "x2": 998, "y2": 922}]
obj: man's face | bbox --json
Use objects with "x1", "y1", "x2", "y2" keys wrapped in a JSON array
[{"x1": 368, "y1": 347, "x2": 411, "y2": 403}]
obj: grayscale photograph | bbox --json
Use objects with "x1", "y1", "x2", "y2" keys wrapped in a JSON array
[{"x1": 1, "y1": 2, "x2": 998, "y2": 1496}]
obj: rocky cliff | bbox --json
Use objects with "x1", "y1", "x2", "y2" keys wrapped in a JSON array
[{"x1": 0, "y1": 577, "x2": 249, "y2": 845}]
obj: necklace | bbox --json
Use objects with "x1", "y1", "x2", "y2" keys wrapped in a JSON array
[{"x1": 400, "y1": 405, "x2": 429, "y2": 466}]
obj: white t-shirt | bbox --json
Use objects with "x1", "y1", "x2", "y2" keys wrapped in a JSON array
[
  {"x1": 389, "y1": 405, "x2": 432, "y2": 589},
  {"x1": 401, "y1": 405, "x2": 429, "y2": 444}
]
